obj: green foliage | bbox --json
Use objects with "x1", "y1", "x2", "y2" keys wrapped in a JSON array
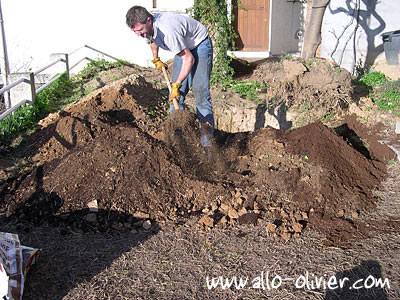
[
  {"x1": 225, "y1": 80, "x2": 266, "y2": 103},
  {"x1": 354, "y1": 70, "x2": 400, "y2": 116},
  {"x1": 320, "y1": 112, "x2": 336, "y2": 121},
  {"x1": 75, "y1": 59, "x2": 128, "y2": 81},
  {"x1": 358, "y1": 71, "x2": 389, "y2": 87},
  {"x1": 190, "y1": 0, "x2": 237, "y2": 85},
  {"x1": 355, "y1": 71, "x2": 400, "y2": 115},
  {"x1": 0, "y1": 104, "x2": 39, "y2": 144},
  {"x1": 38, "y1": 74, "x2": 76, "y2": 108},
  {"x1": 333, "y1": 67, "x2": 341, "y2": 74},
  {"x1": 190, "y1": 1, "x2": 269, "y2": 103},
  {"x1": 0, "y1": 73, "x2": 74, "y2": 144},
  {"x1": 374, "y1": 87, "x2": 400, "y2": 116}
]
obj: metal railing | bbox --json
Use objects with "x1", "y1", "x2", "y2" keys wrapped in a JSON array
[{"x1": 0, "y1": 45, "x2": 119, "y2": 121}]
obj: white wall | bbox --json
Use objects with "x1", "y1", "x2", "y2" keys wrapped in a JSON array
[
  {"x1": 320, "y1": 0, "x2": 400, "y2": 73},
  {"x1": 1, "y1": 0, "x2": 193, "y2": 76}
]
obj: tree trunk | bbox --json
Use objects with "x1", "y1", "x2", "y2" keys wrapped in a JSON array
[{"x1": 302, "y1": 0, "x2": 330, "y2": 59}]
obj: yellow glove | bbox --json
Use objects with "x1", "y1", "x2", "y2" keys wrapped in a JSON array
[
  {"x1": 169, "y1": 82, "x2": 181, "y2": 102},
  {"x1": 151, "y1": 57, "x2": 168, "y2": 70}
]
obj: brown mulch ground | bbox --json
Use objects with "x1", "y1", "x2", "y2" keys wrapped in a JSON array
[{"x1": 0, "y1": 59, "x2": 399, "y2": 299}]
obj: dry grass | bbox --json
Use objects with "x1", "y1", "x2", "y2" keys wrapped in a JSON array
[{"x1": 12, "y1": 196, "x2": 399, "y2": 300}]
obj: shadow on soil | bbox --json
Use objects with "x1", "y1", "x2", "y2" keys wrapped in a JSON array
[
  {"x1": 0, "y1": 165, "x2": 160, "y2": 299},
  {"x1": 231, "y1": 57, "x2": 280, "y2": 80},
  {"x1": 255, "y1": 101, "x2": 292, "y2": 130},
  {"x1": 324, "y1": 260, "x2": 388, "y2": 300},
  {"x1": 335, "y1": 123, "x2": 371, "y2": 159}
]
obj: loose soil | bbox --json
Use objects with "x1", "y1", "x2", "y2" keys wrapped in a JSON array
[{"x1": 0, "y1": 58, "x2": 399, "y2": 299}]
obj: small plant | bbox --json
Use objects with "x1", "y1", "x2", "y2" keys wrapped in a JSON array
[
  {"x1": 370, "y1": 79, "x2": 400, "y2": 116},
  {"x1": 225, "y1": 80, "x2": 266, "y2": 103},
  {"x1": 75, "y1": 59, "x2": 129, "y2": 81},
  {"x1": 299, "y1": 155, "x2": 309, "y2": 163},
  {"x1": 375, "y1": 89, "x2": 400, "y2": 115},
  {"x1": 333, "y1": 67, "x2": 341, "y2": 74},
  {"x1": 282, "y1": 54, "x2": 296, "y2": 60},
  {"x1": 298, "y1": 101, "x2": 313, "y2": 113},
  {"x1": 320, "y1": 112, "x2": 335, "y2": 121},
  {"x1": 358, "y1": 71, "x2": 388, "y2": 87}
]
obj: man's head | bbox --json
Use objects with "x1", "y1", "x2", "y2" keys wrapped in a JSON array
[{"x1": 126, "y1": 6, "x2": 154, "y2": 38}]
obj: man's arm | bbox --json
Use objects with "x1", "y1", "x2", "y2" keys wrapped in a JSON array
[
  {"x1": 150, "y1": 42, "x2": 159, "y2": 59},
  {"x1": 175, "y1": 48, "x2": 195, "y2": 84}
]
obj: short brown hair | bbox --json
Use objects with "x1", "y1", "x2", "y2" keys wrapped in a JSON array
[{"x1": 126, "y1": 6, "x2": 154, "y2": 29}]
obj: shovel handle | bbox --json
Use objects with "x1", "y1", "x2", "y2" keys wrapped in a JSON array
[{"x1": 161, "y1": 66, "x2": 180, "y2": 110}]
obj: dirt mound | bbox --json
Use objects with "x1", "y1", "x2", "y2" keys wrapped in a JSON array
[
  {"x1": 0, "y1": 72, "x2": 395, "y2": 246},
  {"x1": 32, "y1": 75, "x2": 167, "y2": 163},
  {"x1": 252, "y1": 58, "x2": 354, "y2": 127}
]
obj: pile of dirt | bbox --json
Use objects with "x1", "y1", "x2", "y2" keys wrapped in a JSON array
[
  {"x1": 0, "y1": 71, "x2": 395, "y2": 247},
  {"x1": 252, "y1": 58, "x2": 355, "y2": 127}
]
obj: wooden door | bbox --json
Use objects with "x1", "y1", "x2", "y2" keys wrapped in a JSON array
[{"x1": 233, "y1": 0, "x2": 270, "y2": 51}]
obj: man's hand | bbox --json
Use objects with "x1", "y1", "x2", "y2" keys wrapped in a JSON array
[
  {"x1": 151, "y1": 57, "x2": 168, "y2": 70},
  {"x1": 169, "y1": 83, "x2": 181, "y2": 102}
]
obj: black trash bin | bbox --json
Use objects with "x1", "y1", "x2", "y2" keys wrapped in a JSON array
[{"x1": 382, "y1": 30, "x2": 400, "y2": 65}]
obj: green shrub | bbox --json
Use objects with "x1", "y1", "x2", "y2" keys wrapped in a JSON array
[
  {"x1": 359, "y1": 71, "x2": 389, "y2": 87},
  {"x1": 190, "y1": 0, "x2": 236, "y2": 86},
  {"x1": 0, "y1": 73, "x2": 75, "y2": 144},
  {"x1": 374, "y1": 86, "x2": 400, "y2": 116}
]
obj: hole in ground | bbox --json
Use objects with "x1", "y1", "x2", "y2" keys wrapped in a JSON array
[{"x1": 334, "y1": 123, "x2": 371, "y2": 159}]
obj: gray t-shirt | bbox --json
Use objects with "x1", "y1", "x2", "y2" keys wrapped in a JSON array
[{"x1": 148, "y1": 13, "x2": 209, "y2": 55}]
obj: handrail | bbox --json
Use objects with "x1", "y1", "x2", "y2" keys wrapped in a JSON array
[
  {"x1": 0, "y1": 45, "x2": 121, "y2": 121},
  {"x1": 0, "y1": 99, "x2": 31, "y2": 120},
  {"x1": 83, "y1": 45, "x2": 120, "y2": 61},
  {"x1": 36, "y1": 73, "x2": 63, "y2": 94},
  {"x1": 0, "y1": 77, "x2": 29, "y2": 95},
  {"x1": 34, "y1": 57, "x2": 64, "y2": 75},
  {"x1": 70, "y1": 56, "x2": 94, "y2": 70}
]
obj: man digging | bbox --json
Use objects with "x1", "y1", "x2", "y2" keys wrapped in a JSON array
[{"x1": 126, "y1": 5, "x2": 215, "y2": 147}]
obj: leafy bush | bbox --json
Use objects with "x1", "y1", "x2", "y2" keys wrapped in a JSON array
[
  {"x1": 352, "y1": 71, "x2": 400, "y2": 115},
  {"x1": 190, "y1": 0, "x2": 236, "y2": 86},
  {"x1": 0, "y1": 73, "x2": 74, "y2": 144},
  {"x1": 358, "y1": 71, "x2": 389, "y2": 87}
]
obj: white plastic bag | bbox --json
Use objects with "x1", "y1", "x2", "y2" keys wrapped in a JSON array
[
  {"x1": 0, "y1": 233, "x2": 40, "y2": 300},
  {"x1": 0, "y1": 263, "x2": 9, "y2": 300}
]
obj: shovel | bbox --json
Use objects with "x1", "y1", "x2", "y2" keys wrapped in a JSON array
[
  {"x1": 161, "y1": 66, "x2": 180, "y2": 110},
  {"x1": 161, "y1": 67, "x2": 212, "y2": 147}
]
